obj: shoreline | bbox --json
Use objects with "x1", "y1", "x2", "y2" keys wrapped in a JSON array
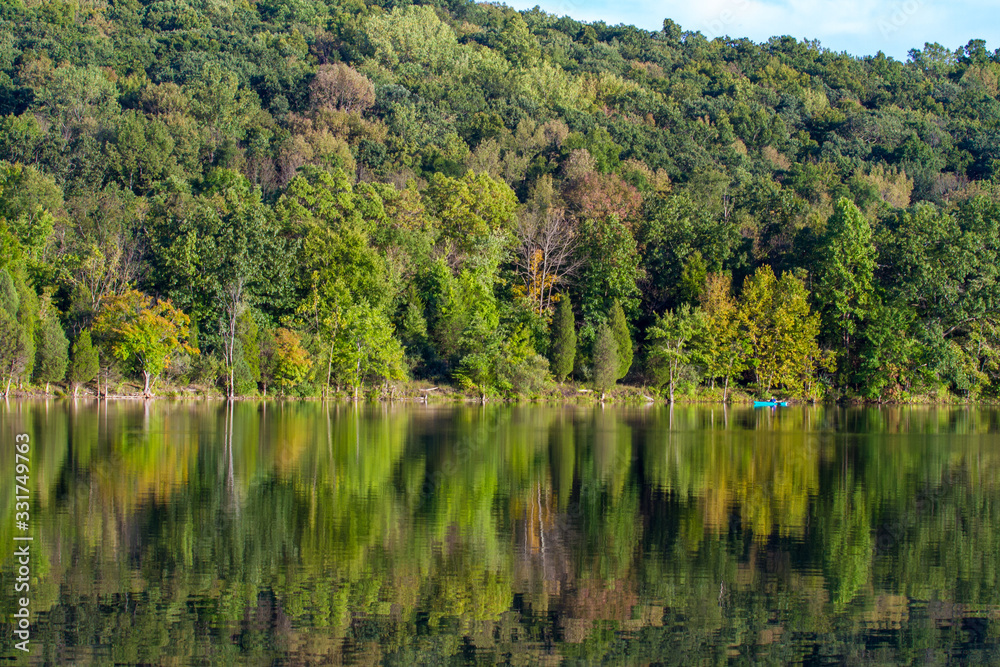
[{"x1": 5, "y1": 384, "x2": 996, "y2": 407}]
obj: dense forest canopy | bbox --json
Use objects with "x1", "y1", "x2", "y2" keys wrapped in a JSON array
[{"x1": 1, "y1": 0, "x2": 999, "y2": 399}]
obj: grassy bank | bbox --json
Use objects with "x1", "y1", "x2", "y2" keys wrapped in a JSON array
[{"x1": 10, "y1": 379, "x2": 996, "y2": 407}]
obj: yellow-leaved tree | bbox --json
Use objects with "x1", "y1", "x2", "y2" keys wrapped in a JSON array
[
  {"x1": 699, "y1": 273, "x2": 746, "y2": 402},
  {"x1": 93, "y1": 288, "x2": 197, "y2": 397},
  {"x1": 739, "y1": 266, "x2": 834, "y2": 398}
]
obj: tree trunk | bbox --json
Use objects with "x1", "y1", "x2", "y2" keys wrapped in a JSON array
[
  {"x1": 844, "y1": 329, "x2": 851, "y2": 386},
  {"x1": 723, "y1": 375, "x2": 730, "y2": 403},
  {"x1": 325, "y1": 338, "x2": 335, "y2": 401},
  {"x1": 142, "y1": 371, "x2": 152, "y2": 398},
  {"x1": 228, "y1": 309, "x2": 236, "y2": 398},
  {"x1": 223, "y1": 278, "x2": 245, "y2": 399},
  {"x1": 669, "y1": 363, "x2": 677, "y2": 404},
  {"x1": 354, "y1": 341, "x2": 363, "y2": 402}
]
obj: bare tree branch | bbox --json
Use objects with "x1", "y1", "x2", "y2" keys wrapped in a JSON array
[{"x1": 513, "y1": 206, "x2": 581, "y2": 316}]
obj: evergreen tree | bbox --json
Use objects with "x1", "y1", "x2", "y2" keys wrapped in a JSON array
[
  {"x1": 609, "y1": 299, "x2": 632, "y2": 380},
  {"x1": 34, "y1": 305, "x2": 69, "y2": 391},
  {"x1": 549, "y1": 295, "x2": 576, "y2": 382},
  {"x1": 69, "y1": 330, "x2": 99, "y2": 395},
  {"x1": 592, "y1": 321, "x2": 618, "y2": 399},
  {"x1": 233, "y1": 311, "x2": 261, "y2": 395},
  {"x1": 817, "y1": 198, "x2": 875, "y2": 384},
  {"x1": 0, "y1": 268, "x2": 33, "y2": 396},
  {"x1": 0, "y1": 309, "x2": 21, "y2": 397}
]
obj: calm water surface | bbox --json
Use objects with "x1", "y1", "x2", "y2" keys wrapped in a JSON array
[{"x1": 1, "y1": 401, "x2": 999, "y2": 664}]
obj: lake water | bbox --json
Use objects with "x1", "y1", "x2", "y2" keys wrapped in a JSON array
[{"x1": 1, "y1": 400, "x2": 999, "y2": 664}]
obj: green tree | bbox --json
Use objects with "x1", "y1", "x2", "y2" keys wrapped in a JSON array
[
  {"x1": 145, "y1": 169, "x2": 285, "y2": 395},
  {"x1": 450, "y1": 275, "x2": 505, "y2": 400},
  {"x1": 647, "y1": 304, "x2": 702, "y2": 403},
  {"x1": 856, "y1": 301, "x2": 920, "y2": 400},
  {"x1": 816, "y1": 198, "x2": 875, "y2": 384},
  {"x1": 877, "y1": 197, "x2": 1000, "y2": 394},
  {"x1": 206, "y1": 171, "x2": 280, "y2": 397},
  {"x1": 0, "y1": 309, "x2": 25, "y2": 397},
  {"x1": 576, "y1": 215, "x2": 641, "y2": 321},
  {"x1": 187, "y1": 63, "x2": 260, "y2": 161},
  {"x1": 337, "y1": 305, "x2": 408, "y2": 400},
  {"x1": 33, "y1": 295, "x2": 69, "y2": 391},
  {"x1": 455, "y1": 348, "x2": 498, "y2": 403},
  {"x1": 0, "y1": 268, "x2": 35, "y2": 396},
  {"x1": 549, "y1": 296, "x2": 576, "y2": 382},
  {"x1": 68, "y1": 330, "x2": 99, "y2": 395},
  {"x1": 297, "y1": 227, "x2": 393, "y2": 396},
  {"x1": 424, "y1": 170, "x2": 518, "y2": 254},
  {"x1": 276, "y1": 166, "x2": 401, "y2": 396},
  {"x1": 739, "y1": 266, "x2": 832, "y2": 398},
  {"x1": 697, "y1": 273, "x2": 745, "y2": 402},
  {"x1": 679, "y1": 250, "x2": 708, "y2": 305},
  {"x1": 0, "y1": 161, "x2": 61, "y2": 260},
  {"x1": 592, "y1": 321, "x2": 618, "y2": 399},
  {"x1": 262, "y1": 327, "x2": 312, "y2": 396},
  {"x1": 233, "y1": 311, "x2": 261, "y2": 396},
  {"x1": 364, "y1": 5, "x2": 460, "y2": 74},
  {"x1": 608, "y1": 299, "x2": 632, "y2": 380},
  {"x1": 639, "y1": 194, "x2": 739, "y2": 315},
  {"x1": 455, "y1": 324, "x2": 549, "y2": 400},
  {"x1": 93, "y1": 289, "x2": 197, "y2": 396},
  {"x1": 106, "y1": 111, "x2": 178, "y2": 192}
]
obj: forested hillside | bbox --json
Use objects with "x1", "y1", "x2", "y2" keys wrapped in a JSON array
[{"x1": 1, "y1": 0, "x2": 999, "y2": 400}]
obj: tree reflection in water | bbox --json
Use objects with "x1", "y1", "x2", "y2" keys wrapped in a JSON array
[{"x1": 1, "y1": 401, "x2": 999, "y2": 663}]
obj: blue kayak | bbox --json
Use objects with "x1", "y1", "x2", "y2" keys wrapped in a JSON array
[{"x1": 754, "y1": 400, "x2": 788, "y2": 407}]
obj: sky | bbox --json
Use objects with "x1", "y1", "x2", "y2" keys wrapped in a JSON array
[{"x1": 503, "y1": 0, "x2": 1000, "y2": 61}]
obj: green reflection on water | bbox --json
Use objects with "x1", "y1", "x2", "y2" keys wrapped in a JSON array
[{"x1": 0, "y1": 401, "x2": 999, "y2": 664}]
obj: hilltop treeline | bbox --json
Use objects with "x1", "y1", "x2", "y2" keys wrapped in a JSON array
[{"x1": 1, "y1": 0, "x2": 999, "y2": 399}]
